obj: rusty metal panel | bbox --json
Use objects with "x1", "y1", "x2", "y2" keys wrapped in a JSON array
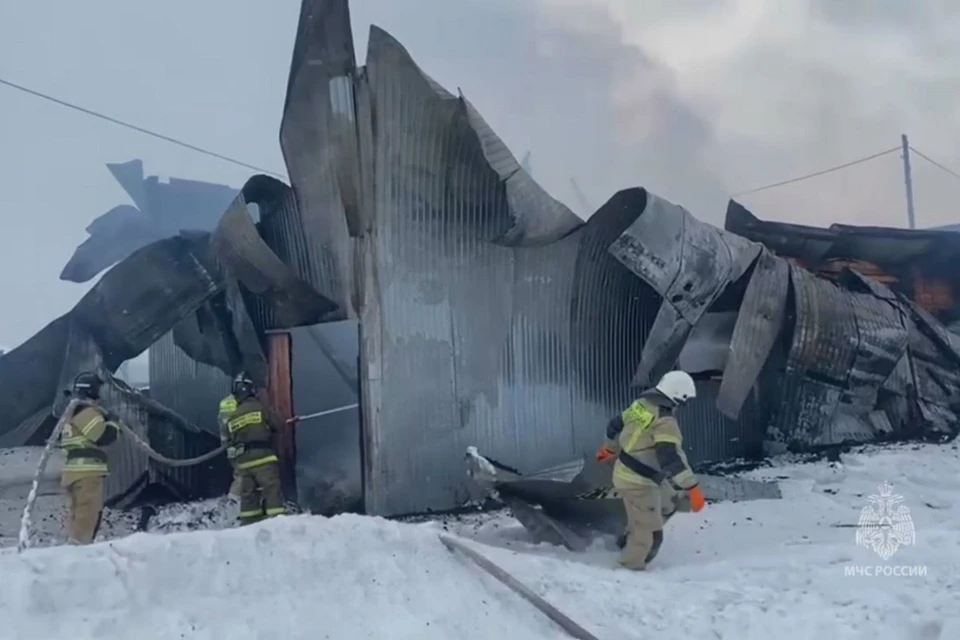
[{"x1": 265, "y1": 332, "x2": 295, "y2": 494}]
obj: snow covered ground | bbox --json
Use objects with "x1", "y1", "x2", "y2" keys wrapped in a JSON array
[{"x1": 1, "y1": 442, "x2": 958, "y2": 639}]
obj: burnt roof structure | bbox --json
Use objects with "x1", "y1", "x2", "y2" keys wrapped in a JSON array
[
  {"x1": 726, "y1": 200, "x2": 960, "y2": 270},
  {"x1": 61, "y1": 160, "x2": 237, "y2": 283},
  {"x1": 622, "y1": 198, "x2": 960, "y2": 448}
]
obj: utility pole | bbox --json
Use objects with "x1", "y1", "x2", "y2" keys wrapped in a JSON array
[{"x1": 901, "y1": 133, "x2": 916, "y2": 229}]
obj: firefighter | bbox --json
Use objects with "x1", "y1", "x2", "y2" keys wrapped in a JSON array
[
  {"x1": 221, "y1": 372, "x2": 286, "y2": 525},
  {"x1": 59, "y1": 371, "x2": 120, "y2": 545},
  {"x1": 217, "y1": 391, "x2": 242, "y2": 497},
  {"x1": 596, "y1": 370, "x2": 706, "y2": 570}
]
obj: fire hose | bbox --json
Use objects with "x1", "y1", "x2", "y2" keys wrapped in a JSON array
[{"x1": 17, "y1": 398, "x2": 227, "y2": 553}]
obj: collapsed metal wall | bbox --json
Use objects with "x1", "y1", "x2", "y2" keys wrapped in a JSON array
[
  {"x1": 279, "y1": 3, "x2": 766, "y2": 515},
  {"x1": 360, "y1": 43, "x2": 654, "y2": 513}
]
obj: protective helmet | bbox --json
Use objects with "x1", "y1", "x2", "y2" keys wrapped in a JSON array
[
  {"x1": 232, "y1": 372, "x2": 256, "y2": 398},
  {"x1": 73, "y1": 371, "x2": 103, "y2": 399},
  {"x1": 654, "y1": 371, "x2": 696, "y2": 405}
]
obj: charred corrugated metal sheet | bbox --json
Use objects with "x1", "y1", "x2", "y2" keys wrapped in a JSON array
[
  {"x1": 616, "y1": 195, "x2": 960, "y2": 451},
  {"x1": 0, "y1": 235, "x2": 219, "y2": 449},
  {"x1": 459, "y1": 97, "x2": 582, "y2": 246},
  {"x1": 249, "y1": 178, "x2": 325, "y2": 330},
  {"x1": 279, "y1": 0, "x2": 358, "y2": 318},
  {"x1": 716, "y1": 250, "x2": 788, "y2": 418},
  {"x1": 61, "y1": 159, "x2": 236, "y2": 283},
  {"x1": 0, "y1": 317, "x2": 69, "y2": 448},
  {"x1": 608, "y1": 193, "x2": 761, "y2": 387},
  {"x1": 210, "y1": 192, "x2": 337, "y2": 329},
  {"x1": 678, "y1": 381, "x2": 765, "y2": 465},
  {"x1": 148, "y1": 331, "x2": 232, "y2": 436},
  {"x1": 769, "y1": 265, "x2": 857, "y2": 446}
]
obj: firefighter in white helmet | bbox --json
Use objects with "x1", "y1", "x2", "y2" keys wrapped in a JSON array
[{"x1": 596, "y1": 370, "x2": 706, "y2": 570}]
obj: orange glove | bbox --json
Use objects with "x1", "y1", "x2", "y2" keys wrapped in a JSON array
[
  {"x1": 596, "y1": 446, "x2": 616, "y2": 463},
  {"x1": 688, "y1": 485, "x2": 706, "y2": 513}
]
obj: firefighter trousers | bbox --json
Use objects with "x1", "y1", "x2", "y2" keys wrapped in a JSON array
[
  {"x1": 62, "y1": 475, "x2": 105, "y2": 545},
  {"x1": 618, "y1": 483, "x2": 681, "y2": 570},
  {"x1": 237, "y1": 462, "x2": 285, "y2": 524}
]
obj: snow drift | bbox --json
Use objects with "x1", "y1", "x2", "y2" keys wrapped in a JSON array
[
  {"x1": 1, "y1": 515, "x2": 566, "y2": 640},
  {"x1": 2, "y1": 443, "x2": 958, "y2": 640}
]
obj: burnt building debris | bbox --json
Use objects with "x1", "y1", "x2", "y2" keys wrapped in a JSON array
[
  {"x1": 727, "y1": 201, "x2": 960, "y2": 325},
  {"x1": 616, "y1": 196, "x2": 960, "y2": 453},
  {"x1": 0, "y1": 168, "x2": 337, "y2": 506},
  {"x1": 61, "y1": 160, "x2": 237, "y2": 284},
  {"x1": 3, "y1": 0, "x2": 958, "y2": 518}
]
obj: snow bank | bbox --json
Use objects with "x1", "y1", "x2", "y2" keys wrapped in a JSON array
[
  {"x1": 0, "y1": 514, "x2": 563, "y2": 640},
  {"x1": 438, "y1": 443, "x2": 960, "y2": 639},
  {"x1": 1, "y1": 443, "x2": 958, "y2": 639}
]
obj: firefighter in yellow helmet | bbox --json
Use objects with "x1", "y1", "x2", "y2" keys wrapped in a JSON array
[
  {"x1": 596, "y1": 370, "x2": 706, "y2": 570},
  {"x1": 221, "y1": 372, "x2": 286, "y2": 525},
  {"x1": 59, "y1": 371, "x2": 120, "y2": 545}
]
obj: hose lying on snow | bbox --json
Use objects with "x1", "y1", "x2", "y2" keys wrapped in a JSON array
[
  {"x1": 439, "y1": 534, "x2": 600, "y2": 640},
  {"x1": 17, "y1": 399, "x2": 227, "y2": 553}
]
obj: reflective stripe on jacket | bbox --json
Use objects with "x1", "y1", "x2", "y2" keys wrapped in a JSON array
[
  {"x1": 59, "y1": 405, "x2": 118, "y2": 477},
  {"x1": 224, "y1": 397, "x2": 278, "y2": 470},
  {"x1": 607, "y1": 399, "x2": 697, "y2": 490},
  {"x1": 218, "y1": 394, "x2": 237, "y2": 443}
]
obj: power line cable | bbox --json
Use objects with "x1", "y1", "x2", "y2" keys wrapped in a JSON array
[
  {"x1": 908, "y1": 146, "x2": 960, "y2": 184},
  {"x1": 0, "y1": 76, "x2": 285, "y2": 179},
  {"x1": 731, "y1": 147, "x2": 901, "y2": 197}
]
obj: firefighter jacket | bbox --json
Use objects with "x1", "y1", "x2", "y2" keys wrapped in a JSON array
[
  {"x1": 59, "y1": 403, "x2": 119, "y2": 481},
  {"x1": 604, "y1": 398, "x2": 698, "y2": 491},
  {"x1": 220, "y1": 396, "x2": 279, "y2": 471},
  {"x1": 218, "y1": 395, "x2": 237, "y2": 443}
]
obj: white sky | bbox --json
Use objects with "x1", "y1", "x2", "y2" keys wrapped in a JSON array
[{"x1": 2, "y1": 0, "x2": 960, "y2": 349}]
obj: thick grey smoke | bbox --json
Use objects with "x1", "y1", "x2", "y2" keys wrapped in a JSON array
[
  {"x1": 351, "y1": 0, "x2": 728, "y2": 220},
  {"x1": 355, "y1": 0, "x2": 960, "y2": 227}
]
